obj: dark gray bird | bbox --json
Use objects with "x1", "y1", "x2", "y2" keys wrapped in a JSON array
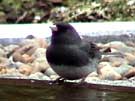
[{"x1": 46, "y1": 23, "x2": 101, "y2": 80}]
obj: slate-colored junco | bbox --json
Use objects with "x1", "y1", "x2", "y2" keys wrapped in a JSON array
[{"x1": 46, "y1": 23, "x2": 101, "y2": 80}]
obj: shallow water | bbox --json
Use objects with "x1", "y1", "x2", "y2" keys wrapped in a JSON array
[{"x1": 0, "y1": 85, "x2": 135, "y2": 101}]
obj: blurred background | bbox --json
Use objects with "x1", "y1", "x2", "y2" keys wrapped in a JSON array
[{"x1": 0, "y1": 0, "x2": 134, "y2": 24}]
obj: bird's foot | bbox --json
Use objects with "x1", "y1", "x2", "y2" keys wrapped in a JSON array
[
  {"x1": 78, "y1": 77, "x2": 86, "y2": 84},
  {"x1": 52, "y1": 77, "x2": 65, "y2": 84}
]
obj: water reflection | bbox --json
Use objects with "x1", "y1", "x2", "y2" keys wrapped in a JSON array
[{"x1": 0, "y1": 85, "x2": 135, "y2": 101}]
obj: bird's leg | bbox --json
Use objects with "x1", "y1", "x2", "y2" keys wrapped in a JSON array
[
  {"x1": 77, "y1": 77, "x2": 86, "y2": 84},
  {"x1": 53, "y1": 77, "x2": 65, "y2": 84},
  {"x1": 81, "y1": 77, "x2": 86, "y2": 83}
]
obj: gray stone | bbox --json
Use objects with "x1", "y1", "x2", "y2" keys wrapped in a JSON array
[
  {"x1": 28, "y1": 72, "x2": 51, "y2": 80},
  {"x1": 45, "y1": 67, "x2": 57, "y2": 77}
]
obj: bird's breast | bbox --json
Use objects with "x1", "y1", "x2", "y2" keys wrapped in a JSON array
[{"x1": 46, "y1": 45, "x2": 89, "y2": 67}]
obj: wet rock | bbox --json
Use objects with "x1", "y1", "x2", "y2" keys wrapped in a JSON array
[
  {"x1": 120, "y1": 46, "x2": 135, "y2": 53},
  {"x1": 31, "y1": 48, "x2": 50, "y2": 73},
  {"x1": 0, "y1": 72, "x2": 27, "y2": 79},
  {"x1": 33, "y1": 48, "x2": 47, "y2": 58},
  {"x1": 103, "y1": 41, "x2": 135, "y2": 53},
  {"x1": 114, "y1": 64, "x2": 133, "y2": 77},
  {"x1": 124, "y1": 52, "x2": 135, "y2": 66},
  {"x1": 22, "y1": 54, "x2": 35, "y2": 63},
  {"x1": 0, "y1": 44, "x2": 4, "y2": 49},
  {"x1": 8, "y1": 56, "x2": 24, "y2": 68},
  {"x1": 111, "y1": 58, "x2": 128, "y2": 67},
  {"x1": 37, "y1": 39, "x2": 48, "y2": 48},
  {"x1": 101, "y1": 56, "x2": 128, "y2": 67},
  {"x1": 97, "y1": 62, "x2": 111, "y2": 69},
  {"x1": 32, "y1": 57, "x2": 50, "y2": 73},
  {"x1": 0, "y1": 57, "x2": 9, "y2": 65},
  {"x1": 4, "y1": 45, "x2": 19, "y2": 53},
  {"x1": 0, "y1": 66, "x2": 7, "y2": 74},
  {"x1": 6, "y1": 68, "x2": 18, "y2": 74},
  {"x1": 85, "y1": 72, "x2": 100, "y2": 82},
  {"x1": 44, "y1": 67, "x2": 57, "y2": 77},
  {"x1": 11, "y1": 38, "x2": 48, "y2": 64},
  {"x1": 99, "y1": 70, "x2": 122, "y2": 80},
  {"x1": 125, "y1": 41, "x2": 135, "y2": 47},
  {"x1": 28, "y1": 72, "x2": 51, "y2": 80},
  {"x1": 11, "y1": 44, "x2": 36, "y2": 63},
  {"x1": 123, "y1": 67, "x2": 135, "y2": 79},
  {"x1": 22, "y1": 38, "x2": 48, "y2": 48},
  {"x1": 13, "y1": 53, "x2": 35, "y2": 63},
  {"x1": 87, "y1": 71, "x2": 98, "y2": 77},
  {"x1": 50, "y1": 75, "x2": 60, "y2": 81},
  {"x1": 18, "y1": 64, "x2": 33, "y2": 76},
  {"x1": 128, "y1": 76, "x2": 135, "y2": 81},
  {"x1": 0, "y1": 48, "x2": 6, "y2": 57},
  {"x1": 85, "y1": 77, "x2": 100, "y2": 83},
  {"x1": 97, "y1": 62, "x2": 122, "y2": 80},
  {"x1": 110, "y1": 48, "x2": 119, "y2": 53},
  {"x1": 0, "y1": 66, "x2": 27, "y2": 79},
  {"x1": 104, "y1": 41, "x2": 127, "y2": 49}
]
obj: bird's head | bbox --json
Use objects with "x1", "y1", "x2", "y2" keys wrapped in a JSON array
[
  {"x1": 50, "y1": 23, "x2": 76, "y2": 34},
  {"x1": 49, "y1": 23, "x2": 81, "y2": 45}
]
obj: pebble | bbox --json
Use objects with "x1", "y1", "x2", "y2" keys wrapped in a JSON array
[
  {"x1": 50, "y1": 75, "x2": 60, "y2": 81},
  {"x1": 103, "y1": 41, "x2": 127, "y2": 49},
  {"x1": 86, "y1": 71, "x2": 98, "y2": 77},
  {"x1": 97, "y1": 62, "x2": 122, "y2": 80},
  {"x1": 101, "y1": 56, "x2": 128, "y2": 67},
  {"x1": 124, "y1": 52, "x2": 135, "y2": 66},
  {"x1": 0, "y1": 73, "x2": 27, "y2": 79},
  {"x1": 21, "y1": 38, "x2": 48, "y2": 49},
  {"x1": 4, "y1": 45, "x2": 19, "y2": 55},
  {"x1": 123, "y1": 68, "x2": 135, "y2": 78},
  {"x1": 28, "y1": 72, "x2": 51, "y2": 80},
  {"x1": 85, "y1": 76, "x2": 100, "y2": 83},
  {"x1": 114, "y1": 64, "x2": 133, "y2": 76},
  {"x1": 6, "y1": 68, "x2": 19, "y2": 74},
  {"x1": 32, "y1": 57, "x2": 50, "y2": 73},
  {"x1": 0, "y1": 68, "x2": 7, "y2": 74},
  {"x1": 44, "y1": 67, "x2": 57, "y2": 77},
  {"x1": 32, "y1": 48, "x2": 47, "y2": 58},
  {"x1": 102, "y1": 41, "x2": 135, "y2": 53},
  {"x1": 18, "y1": 64, "x2": 33, "y2": 76},
  {"x1": 0, "y1": 57, "x2": 9, "y2": 65},
  {"x1": 1, "y1": 38, "x2": 135, "y2": 88},
  {"x1": 0, "y1": 48, "x2": 6, "y2": 57},
  {"x1": 31, "y1": 48, "x2": 50, "y2": 73}
]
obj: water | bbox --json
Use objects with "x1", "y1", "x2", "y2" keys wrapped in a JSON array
[{"x1": 0, "y1": 85, "x2": 135, "y2": 101}]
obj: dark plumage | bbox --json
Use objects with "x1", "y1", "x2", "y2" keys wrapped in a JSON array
[{"x1": 46, "y1": 23, "x2": 101, "y2": 80}]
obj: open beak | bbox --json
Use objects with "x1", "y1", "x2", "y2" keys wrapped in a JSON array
[{"x1": 49, "y1": 25, "x2": 58, "y2": 32}]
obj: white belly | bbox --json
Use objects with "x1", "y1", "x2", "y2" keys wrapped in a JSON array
[{"x1": 50, "y1": 59, "x2": 99, "y2": 80}]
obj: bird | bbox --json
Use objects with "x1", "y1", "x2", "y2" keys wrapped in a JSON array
[{"x1": 46, "y1": 23, "x2": 101, "y2": 81}]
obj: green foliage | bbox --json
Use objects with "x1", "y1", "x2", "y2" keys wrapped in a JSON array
[
  {"x1": 100, "y1": 0, "x2": 135, "y2": 21},
  {"x1": 0, "y1": 0, "x2": 134, "y2": 23},
  {"x1": 63, "y1": 0, "x2": 135, "y2": 22}
]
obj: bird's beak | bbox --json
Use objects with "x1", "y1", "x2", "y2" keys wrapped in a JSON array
[{"x1": 49, "y1": 25, "x2": 58, "y2": 32}]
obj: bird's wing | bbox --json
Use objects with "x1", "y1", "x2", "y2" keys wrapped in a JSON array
[
  {"x1": 79, "y1": 41, "x2": 101, "y2": 59},
  {"x1": 46, "y1": 45, "x2": 90, "y2": 66}
]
